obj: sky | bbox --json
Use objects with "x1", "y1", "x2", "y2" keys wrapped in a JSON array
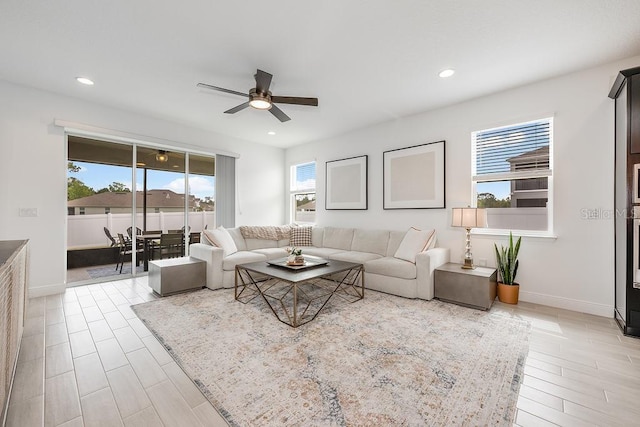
[
  {"x1": 477, "y1": 181, "x2": 510, "y2": 200},
  {"x1": 70, "y1": 161, "x2": 215, "y2": 199}
]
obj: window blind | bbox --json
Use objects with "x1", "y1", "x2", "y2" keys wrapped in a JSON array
[
  {"x1": 474, "y1": 118, "x2": 551, "y2": 181},
  {"x1": 291, "y1": 162, "x2": 316, "y2": 191}
]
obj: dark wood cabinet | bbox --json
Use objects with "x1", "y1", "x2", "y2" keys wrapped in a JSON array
[{"x1": 610, "y1": 66, "x2": 640, "y2": 337}]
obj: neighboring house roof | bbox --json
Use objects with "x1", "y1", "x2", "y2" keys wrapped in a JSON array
[
  {"x1": 506, "y1": 146, "x2": 549, "y2": 164},
  {"x1": 68, "y1": 189, "x2": 196, "y2": 208}
]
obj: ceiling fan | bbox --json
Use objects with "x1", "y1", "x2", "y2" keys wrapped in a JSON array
[{"x1": 197, "y1": 69, "x2": 318, "y2": 122}]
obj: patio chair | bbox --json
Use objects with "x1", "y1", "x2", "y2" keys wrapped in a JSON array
[
  {"x1": 104, "y1": 227, "x2": 117, "y2": 247},
  {"x1": 127, "y1": 226, "x2": 142, "y2": 239},
  {"x1": 116, "y1": 233, "x2": 142, "y2": 273},
  {"x1": 150, "y1": 233, "x2": 184, "y2": 260}
]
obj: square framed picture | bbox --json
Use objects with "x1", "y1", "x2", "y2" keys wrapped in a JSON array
[
  {"x1": 383, "y1": 141, "x2": 445, "y2": 209},
  {"x1": 325, "y1": 155, "x2": 368, "y2": 210}
]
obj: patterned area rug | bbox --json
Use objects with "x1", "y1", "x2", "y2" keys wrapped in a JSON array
[{"x1": 132, "y1": 288, "x2": 530, "y2": 426}]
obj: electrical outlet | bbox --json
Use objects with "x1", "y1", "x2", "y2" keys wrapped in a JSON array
[
  {"x1": 478, "y1": 258, "x2": 487, "y2": 267},
  {"x1": 19, "y1": 208, "x2": 38, "y2": 217}
]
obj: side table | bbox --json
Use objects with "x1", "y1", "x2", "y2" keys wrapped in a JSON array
[
  {"x1": 434, "y1": 262, "x2": 497, "y2": 310},
  {"x1": 148, "y1": 257, "x2": 206, "y2": 296}
]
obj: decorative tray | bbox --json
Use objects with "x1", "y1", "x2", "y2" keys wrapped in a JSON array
[{"x1": 267, "y1": 257, "x2": 329, "y2": 270}]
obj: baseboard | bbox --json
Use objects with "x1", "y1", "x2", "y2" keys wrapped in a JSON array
[
  {"x1": 29, "y1": 282, "x2": 66, "y2": 298},
  {"x1": 519, "y1": 290, "x2": 614, "y2": 318}
]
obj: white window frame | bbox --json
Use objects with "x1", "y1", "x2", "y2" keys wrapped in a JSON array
[
  {"x1": 290, "y1": 161, "x2": 316, "y2": 224},
  {"x1": 471, "y1": 117, "x2": 555, "y2": 238}
]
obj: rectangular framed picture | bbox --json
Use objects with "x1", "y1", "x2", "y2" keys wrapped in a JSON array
[
  {"x1": 383, "y1": 140, "x2": 445, "y2": 209},
  {"x1": 325, "y1": 155, "x2": 368, "y2": 210},
  {"x1": 634, "y1": 164, "x2": 640, "y2": 204}
]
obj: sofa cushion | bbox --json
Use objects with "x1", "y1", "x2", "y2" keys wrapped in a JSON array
[
  {"x1": 351, "y1": 229, "x2": 390, "y2": 256},
  {"x1": 245, "y1": 239, "x2": 278, "y2": 250},
  {"x1": 222, "y1": 251, "x2": 267, "y2": 271},
  {"x1": 329, "y1": 251, "x2": 383, "y2": 264},
  {"x1": 253, "y1": 247, "x2": 289, "y2": 261},
  {"x1": 323, "y1": 227, "x2": 354, "y2": 250},
  {"x1": 311, "y1": 227, "x2": 324, "y2": 247},
  {"x1": 290, "y1": 226, "x2": 313, "y2": 246},
  {"x1": 299, "y1": 247, "x2": 344, "y2": 258},
  {"x1": 394, "y1": 228, "x2": 436, "y2": 263},
  {"x1": 203, "y1": 227, "x2": 238, "y2": 256},
  {"x1": 365, "y1": 257, "x2": 417, "y2": 280},
  {"x1": 386, "y1": 231, "x2": 406, "y2": 257},
  {"x1": 226, "y1": 227, "x2": 247, "y2": 251}
]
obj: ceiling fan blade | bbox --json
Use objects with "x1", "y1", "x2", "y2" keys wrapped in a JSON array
[
  {"x1": 224, "y1": 102, "x2": 250, "y2": 114},
  {"x1": 269, "y1": 104, "x2": 291, "y2": 122},
  {"x1": 254, "y1": 69, "x2": 273, "y2": 94},
  {"x1": 271, "y1": 96, "x2": 318, "y2": 106},
  {"x1": 197, "y1": 83, "x2": 249, "y2": 98}
]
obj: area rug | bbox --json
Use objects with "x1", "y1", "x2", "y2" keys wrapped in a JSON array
[
  {"x1": 132, "y1": 288, "x2": 530, "y2": 426},
  {"x1": 86, "y1": 264, "x2": 131, "y2": 278}
]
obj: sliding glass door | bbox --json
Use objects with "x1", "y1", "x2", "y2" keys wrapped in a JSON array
[{"x1": 66, "y1": 136, "x2": 215, "y2": 285}]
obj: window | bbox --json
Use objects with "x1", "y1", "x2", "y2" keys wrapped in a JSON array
[
  {"x1": 79, "y1": 207, "x2": 85, "y2": 215},
  {"x1": 472, "y1": 117, "x2": 552, "y2": 233},
  {"x1": 105, "y1": 207, "x2": 110, "y2": 214},
  {"x1": 290, "y1": 162, "x2": 316, "y2": 223}
]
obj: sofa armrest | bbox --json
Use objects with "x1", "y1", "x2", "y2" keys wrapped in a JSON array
[
  {"x1": 189, "y1": 243, "x2": 224, "y2": 290},
  {"x1": 415, "y1": 247, "x2": 450, "y2": 300}
]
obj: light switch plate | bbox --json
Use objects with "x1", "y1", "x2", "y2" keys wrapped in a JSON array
[{"x1": 19, "y1": 208, "x2": 38, "y2": 217}]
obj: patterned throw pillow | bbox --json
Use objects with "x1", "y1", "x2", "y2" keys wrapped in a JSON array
[{"x1": 290, "y1": 226, "x2": 313, "y2": 247}]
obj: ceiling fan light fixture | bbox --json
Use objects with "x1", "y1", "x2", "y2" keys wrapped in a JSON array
[
  {"x1": 249, "y1": 97, "x2": 271, "y2": 110},
  {"x1": 156, "y1": 150, "x2": 169, "y2": 162}
]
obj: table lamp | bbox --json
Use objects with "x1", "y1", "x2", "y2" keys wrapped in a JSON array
[{"x1": 451, "y1": 207, "x2": 487, "y2": 269}]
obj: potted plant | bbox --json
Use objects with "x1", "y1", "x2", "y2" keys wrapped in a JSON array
[
  {"x1": 286, "y1": 247, "x2": 304, "y2": 265},
  {"x1": 494, "y1": 232, "x2": 521, "y2": 304}
]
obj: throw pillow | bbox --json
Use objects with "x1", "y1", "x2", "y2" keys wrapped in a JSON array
[
  {"x1": 202, "y1": 227, "x2": 238, "y2": 256},
  {"x1": 394, "y1": 227, "x2": 436, "y2": 263},
  {"x1": 290, "y1": 226, "x2": 313, "y2": 247}
]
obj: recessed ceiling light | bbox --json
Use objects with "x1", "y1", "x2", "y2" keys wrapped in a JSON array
[
  {"x1": 267, "y1": 131, "x2": 276, "y2": 135},
  {"x1": 76, "y1": 77, "x2": 94, "y2": 85},
  {"x1": 438, "y1": 69, "x2": 455, "y2": 78}
]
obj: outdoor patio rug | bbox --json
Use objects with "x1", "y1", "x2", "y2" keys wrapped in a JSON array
[
  {"x1": 132, "y1": 288, "x2": 530, "y2": 426},
  {"x1": 86, "y1": 264, "x2": 131, "y2": 278}
]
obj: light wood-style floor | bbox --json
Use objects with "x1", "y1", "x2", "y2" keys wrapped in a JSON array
[{"x1": 5, "y1": 277, "x2": 640, "y2": 426}]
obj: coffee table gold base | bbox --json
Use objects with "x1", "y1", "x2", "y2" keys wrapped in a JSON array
[{"x1": 235, "y1": 263, "x2": 364, "y2": 328}]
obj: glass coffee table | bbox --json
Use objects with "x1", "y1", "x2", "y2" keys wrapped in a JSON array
[{"x1": 235, "y1": 256, "x2": 364, "y2": 327}]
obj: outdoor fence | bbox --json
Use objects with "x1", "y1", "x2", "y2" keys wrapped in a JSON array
[{"x1": 68, "y1": 211, "x2": 215, "y2": 249}]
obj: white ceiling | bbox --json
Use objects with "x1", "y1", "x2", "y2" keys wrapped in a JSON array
[{"x1": 1, "y1": 1, "x2": 639, "y2": 148}]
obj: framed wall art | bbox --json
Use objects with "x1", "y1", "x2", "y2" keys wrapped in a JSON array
[
  {"x1": 325, "y1": 155, "x2": 368, "y2": 210},
  {"x1": 383, "y1": 140, "x2": 445, "y2": 209}
]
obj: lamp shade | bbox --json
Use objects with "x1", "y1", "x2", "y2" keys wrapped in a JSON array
[{"x1": 451, "y1": 207, "x2": 487, "y2": 228}]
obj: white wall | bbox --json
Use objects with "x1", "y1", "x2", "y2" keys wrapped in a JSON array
[
  {"x1": 0, "y1": 81, "x2": 285, "y2": 296},
  {"x1": 286, "y1": 55, "x2": 640, "y2": 317}
]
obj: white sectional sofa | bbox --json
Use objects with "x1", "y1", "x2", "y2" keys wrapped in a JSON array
[{"x1": 189, "y1": 226, "x2": 450, "y2": 300}]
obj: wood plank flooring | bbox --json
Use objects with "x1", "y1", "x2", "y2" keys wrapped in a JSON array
[{"x1": 5, "y1": 277, "x2": 640, "y2": 426}]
